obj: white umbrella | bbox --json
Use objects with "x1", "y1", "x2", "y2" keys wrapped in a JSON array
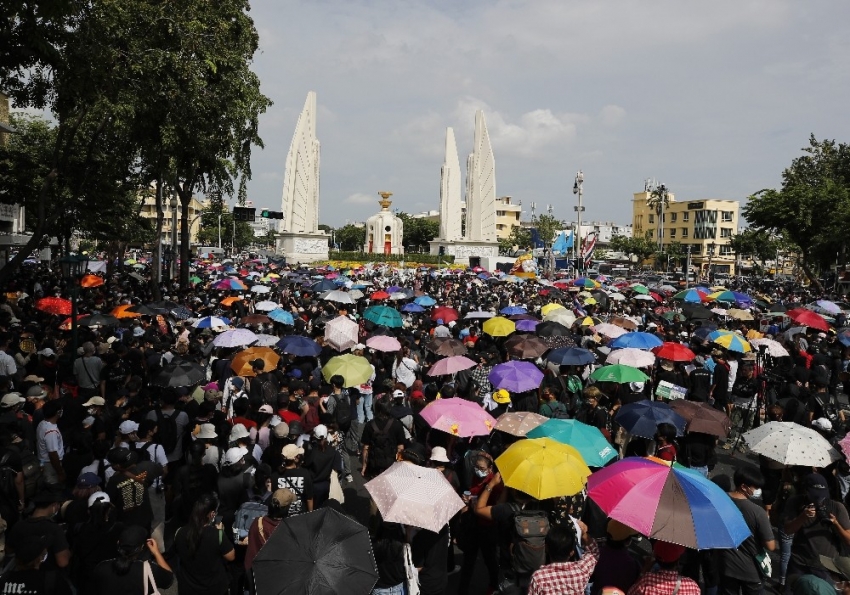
[
  {"x1": 743, "y1": 421, "x2": 842, "y2": 466},
  {"x1": 321, "y1": 290, "x2": 355, "y2": 305},
  {"x1": 253, "y1": 334, "x2": 281, "y2": 347},
  {"x1": 594, "y1": 323, "x2": 628, "y2": 338},
  {"x1": 324, "y1": 315, "x2": 359, "y2": 352},
  {"x1": 606, "y1": 347, "x2": 656, "y2": 368},
  {"x1": 255, "y1": 300, "x2": 279, "y2": 312},
  {"x1": 544, "y1": 309, "x2": 577, "y2": 327},
  {"x1": 212, "y1": 328, "x2": 258, "y2": 348},
  {"x1": 609, "y1": 293, "x2": 626, "y2": 302},
  {"x1": 633, "y1": 294, "x2": 655, "y2": 301},
  {"x1": 749, "y1": 338, "x2": 790, "y2": 358},
  {"x1": 465, "y1": 311, "x2": 495, "y2": 319},
  {"x1": 348, "y1": 289, "x2": 365, "y2": 300},
  {"x1": 250, "y1": 285, "x2": 271, "y2": 294},
  {"x1": 388, "y1": 292, "x2": 408, "y2": 301}
]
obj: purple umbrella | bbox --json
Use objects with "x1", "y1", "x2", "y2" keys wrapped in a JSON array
[
  {"x1": 212, "y1": 328, "x2": 258, "y2": 348},
  {"x1": 428, "y1": 356, "x2": 477, "y2": 376},
  {"x1": 488, "y1": 361, "x2": 544, "y2": 393},
  {"x1": 515, "y1": 319, "x2": 540, "y2": 332}
]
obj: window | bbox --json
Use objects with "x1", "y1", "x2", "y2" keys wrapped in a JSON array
[
  {"x1": 646, "y1": 229, "x2": 654, "y2": 238},
  {"x1": 497, "y1": 211, "x2": 506, "y2": 217},
  {"x1": 670, "y1": 213, "x2": 677, "y2": 222},
  {"x1": 648, "y1": 214, "x2": 654, "y2": 223},
  {"x1": 722, "y1": 211, "x2": 733, "y2": 222},
  {"x1": 691, "y1": 244, "x2": 701, "y2": 255},
  {"x1": 496, "y1": 224, "x2": 505, "y2": 230},
  {"x1": 720, "y1": 228, "x2": 732, "y2": 238},
  {"x1": 683, "y1": 212, "x2": 689, "y2": 222},
  {"x1": 681, "y1": 228, "x2": 688, "y2": 238},
  {"x1": 669, "y1": 228, "x2": 676, "y2": 238},
  {"x1": 719, "y1": 245, "x2": 733, "y2": 256}
]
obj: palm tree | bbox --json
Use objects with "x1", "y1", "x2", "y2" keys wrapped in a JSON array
[{"x1": 646, "y1": 184, "x2": 670, "y2": 253}]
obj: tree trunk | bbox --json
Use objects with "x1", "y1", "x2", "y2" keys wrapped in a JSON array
[
  {"x1": 800, "y1": 256, "x2": 824, "y2": 293},
  {"x1": 150, "y1": 179, "x2": 164, "y2": 301},
  {"x1": 178, "y1": 187, "x2": 191, "y2": 290}
]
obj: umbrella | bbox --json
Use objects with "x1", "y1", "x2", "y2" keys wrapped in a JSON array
[
  {"x1": 365, "y1": 335, "x2": 402, "y2": 352},
  {"x1": 253, "y1": 334, "x2": 281, "y2": 347},
  {"x1": 322, "y1": 290, "x2": 355, "y2": 304},
  {"x1": 363, "y1": 305, "x2": 403, "y2": 328},
  {"x1": 426, "y1": 338, "x2": 468, "y2": 356},
  {"x1": 322, "y1": 354, "x2": 373, "y2": 387},
  {"x1": 483, "y1": 317, "x2": 516, "y2": 337},
  {"x1": 112, "y1": 304, "x2": 142, "y2": 319},
  {"x1": 58, "y1": 314, "x2": 89, "y2": 330},
  {"x1": 573, "y1": 277, "x2": 600, "y2": 288},
  {"x1": 590, "y1": 364, "x2": 649, "y2": 384},
  {"x1": 673, "y1": 289, "x2": 708, "y2": 303},
  {"x1": 369, "y1": 290, "x2": 390, "y2": 300},
  {"x1": 743, "y1": 421, "x2": 842, "y2": 466},
  {"x1": 151, "y1": 361, "x2": 206, "y2": 388},
  {"x1": 427, "y1": 355, "x2": 477, "y2": 376},
  {"x1": 220, "y1": 296, "x2": 243, "y2": 307},
  {"x1": 365, "y1": 462, "x2": 464, "y2": 533},
  {"x1": 547, "y1": 347, "x2": 595, "y2": 366},
  {"x1": 465, "y1": 310, "x2": 495, "y2": 319},
  {"x1": 129, "y1": 304, "x2": 159, "y2": 316},
  {"x1": 431, "y1": 306, "x2": 460, "y2": 324},
  {"x1": 543, "y1": 309, "x2": 577, "y2": 327},
  {"x1": 414, "y1": 296, "x2": 437, "y2": 307},
  {"x1": 495, "y1": 438, "x2": 591, "y2": 499},
  {"x1": 500, "y1": 306, "x2": 528, "y2": 315},
  {"x1": 80, "y1": 274, "x2": 104, "y2": 288},
  {"x1": 170, "y1": 306, "x2": 193, "y2": 320},
  {"x1": 494, "y1": 411, "x2": 549, "y2": 437},
  {"x1": 787, "y1": 308, "x2": 830, "y2": 333},
  {"x1": 748, "y1": 338, "x2": 789, "y2": 357},
  {"x1": 504, "y1": 335, "x2": 549, "y2": 359},
  {"x1": 526, "y1": 419, "x2": 617, "y2": 467},
  {"x1": 78, "y1": 314, "x2": 120, "y2": 328},
  {"x1": 325, "y1": 316, "x2": 360, "y2": 352},
  {"x1": 630, "y1": 284, "x2": 649, "y2": 295},
  {"x1": 813, "y1": 300, "x2": 842, "y2": 315},
  {"x1": 242, "y1": 314, "x2": 271, "y2": 325},
  {"x1": 252, "y1": 507, "x2": 378, "y2": 595},
  {"x1": 419, "y1": 398, "x2": 498, "y2": 437},
  {"x1": 232, "y1": 347, "x2": 281, "y2": 377},
  {"x1": 727, "y1": 308, "x2": 754, "y2": 321},
  {"x1": 669, "y1": 400, "x2": 732, "y2": 438},
  {"x1": 594, "y1": 323, "x2": 628, "y2": 338},
  {"x1": 277, "y1": 335, "x2": 322, "y2": 357},
  {"x1": 711, "y1": 333, "x2": 752, "y2": 353},
  {"x1": 587, "y1": 457, "x2": 751, "y2": 549},
  {"x1": 215, "y1": 278, "x2": 247, "y2": 291},
  {"x1": 536, "y1": 321, "x2": 570, "y2": 337},
  {"x1": 488, "y1": 361, "x2": 544, "y2": 393},
  {"x1": 250, "y1": 285, "x2": 271, "y2": 294},
  {"x1": 255, "y1": 300, "x2": 280, "y2": 312},
  {"x1": 401, "y1": 303, "x2": 425, "y2": 313},
  {"x1": 606, "y1": 348, "x2": 655, "y2": 368},
  {"x1": 515, "y1": 319, "x2": 539, "y2": 332},
  {"x1": 309, "y1": 279, "x2": 337, "y2": 292},
  {"x1": 212, "y1": 328, "x2": 258, "y2": 348},
  {"x1": 35, "y1": 297, "x2": 73, "y2": 316},
  {"x1": 610, "y1": 316, "x2": 639, "y2": 330},
  {"x1": 681, "y1": 303, "x2": 713, "y2": 320},
  {"x1": 614, "y1": 401, "x2": 687, "y2": 439},
  {"x1": 610, "y1": 332, "x2": 663, "y2": 350},
  {"x1": 652, "y1": 342, "x2": 696, "y2": 362},
  {"x1": 541, "y1": 303, "x2": 566, "y2": 316},
  {"x1": 269, "y1": 309, "x2": 295, "y2": 325}
]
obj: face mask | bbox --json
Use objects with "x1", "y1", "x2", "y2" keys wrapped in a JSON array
[
  {"x1": 475, "y1": 468, "x2": 489, "y2": 478},
  {"x1": 749, "y1": 488, "x2": 763, "y2": 500},
  {"x1": 87, "y1": 408, "x2": 98, "y2": 416}
]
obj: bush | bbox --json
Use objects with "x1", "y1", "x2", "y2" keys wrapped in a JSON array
[{"x1": 326, "y1": 251, "x2": 455, "y2": 265}]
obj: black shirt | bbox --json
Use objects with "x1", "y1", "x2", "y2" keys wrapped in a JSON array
[
  {"x1": 411, "y1": 525, "x2": 450, "y2": 594},
  {"x1": 93, "y1": 558, "x2": 173, "y2": 595},
  {"x1": 0, "y1": 568, "x2": 72, "y2": 595},
  {"x1": 688, "y1": 368, "x2": 712, "y2": 402},
  {"x1": 273, "y1": 468, "x2": 313, "y2": 515},
  {"x1": 105, "y1": 471, "x2": 153, "y2": 531},
  {"x1": 373, "y1": 535, "x2": 407, "y2": 589},
  {"x1": 7, "y1": 516, "x2": 69, "y2": 572},
  {"x1": 174, "y1": 524, "x2": 234, "y2": 595}
]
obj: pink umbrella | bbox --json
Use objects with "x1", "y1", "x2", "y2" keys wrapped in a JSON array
[
  {"x1": 366, "y1": 335, "x2": 402, "y2": 352},
  {"x1": 427, "y1": 355, "x2": 477, "y2": 376},
  {"x1": 420, "y1": 398, "x2": 497, "y2": 437}
]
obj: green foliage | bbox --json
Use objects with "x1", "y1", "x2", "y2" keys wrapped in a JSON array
[
  {"x1": 397, "y1": 213, "x2": 439, "y2": 253},
  {"x1": 329, "y1": 252, "x2": 454, "y2": 265},
  {"x1": 334, "y1": 224, "x2": 366, "y2": 251},
  {"x1": 610, "y1": 233, "x2": 657, "y2": 264},
  {"x1": 728, "y1": 229, "x2": 784, "y2": 269},
  {"x1": 498, "y1": 225, "x2": 531, "y2": 255},
  {"x1": 533, "y1": 215, "x2": 563, "y2": 248},
  {"x1": 196, "y1": 204, "x2": 253, "y2": 249}
]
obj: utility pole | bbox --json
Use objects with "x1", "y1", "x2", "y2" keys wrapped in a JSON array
[
  {"x1": 573, "y1": 170, "x2": 584, "y2": 275},
  {"x1": 686, "y1": 244, "x2": 692, "y2": 289}
]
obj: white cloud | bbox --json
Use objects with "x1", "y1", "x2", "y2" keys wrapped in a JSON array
[{"x1": 344, "y1": 192, "x2": 375, "y2": 205}]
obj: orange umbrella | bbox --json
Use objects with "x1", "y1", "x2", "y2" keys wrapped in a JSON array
[
  {"x1": 231, "y1": 347, "x2": 281, "y2": 377},
  {"x1": 221, "y1": 296, "x2": 243, "y2": 307},
  {"x1": 111, "y1": 305, "x2": 142, "y2": 319},
  {"x1": 80, "y1": 274, "x2": 104, "y2": 288}
]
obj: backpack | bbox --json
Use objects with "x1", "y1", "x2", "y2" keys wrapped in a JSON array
[
  {"x1": 260, "y1": 378, "x2": 278, "y2": 404},
  {"x1": 331, "y1": 392, "x2": 352, "y2": 431},
  {"x1": 155, "y1": 409, "x2": 179, "y2": 454},
  {"x1": 0, "y1": 450, "x2": 18, "y2": 506},
  {"x1": 509, "y1": 503, "x2": 550, "y2": 575},
  {"x1": 129, "y1": 441, "x2": 154, "y2": 463},
  {"x1": 541, "y1": 401, "x2": 569, "y2": 419},
  {"x1": 233, "y1": 500, "x2": 268, "y2": 541},
  {"x1": 9, "y1": 444, "x2": 41, "y2": 498},
  {"x1": 367, "y1": 418, "x2": 396, "y2": 471}
]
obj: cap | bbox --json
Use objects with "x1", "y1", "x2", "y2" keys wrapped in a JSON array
[
  {"x1": 812, "y1": 417, "x2": 833, "y2": 431},
  {"x1": 353, "y1": 343, "x2": 366, "y2": 351},
  {"x1": 23, "y1": 375, "x2": 44, "y2": 383},
  {"x1": 76, "y1": 472, "x2": 101, "y2": 488},
  {"x1": 259, "y1": 404, "x2": 274, "y2": 414},
  {"x1": 223, "y1": 446, "x2": 248, "y2": 466},
  {"x1": 606, "y1": 519, "x2": 636, "y2": 542},
  {"x1": 803, "y1": 473, "x2": 830, "y2": 503},
  {"x1": 660, "y1": 360, "x2": 674, "y2": 371},
  {"x1": 271, "y1": 488, "x2": 296, "y2": 509},
  {"x1": 653, "y1": 540, "x2": 686, "y2": 563},
  {"x1": 88, "y1": 491, "x2": 111, "y2": 508},
  {"x1": 229, "y1": 423, "x2": 250, "y2": 442},
  {"x1": 647, "y1": 322, "x2": 658, "y2": 329},
  {"x1": 37, "y1": 348, "x2": 55, "y2": 357},
  {"x1": 818, "y1": 555, "x2": 850, "y2": 580},
  {"x1": 282, "y1": 444, "x2": 304, "y2": 460},
  {"x1": 82, "y1": 396, "x2": 106, "y2": 407},
  {"x1": 0, "y1": 393, "x2": 25, "y2": 408},
  {"x1": 133, "y1": 326, "x2": 145, "y2": 337},
  {"x1": 629, "y1": 381, "x2": 645, "y2": 393},
  {"x1": 392, "y1": 389, "x2": 406, "y2": 399},
  {"x1": 313, "y1": 424, "x2": 328, "y2": 439},
  {"x1": 429, "y1": 446, "x2": 450, "y2": 464},
  {"x1": 288, "y1": 369, "x2": 302, "y2": 378},
  {"x1": 196, "y1": 423, "x2": 218, "y2": 440},
  {"x1": 118, "y1": 525, "x2": 148, "y2": 549},
  {"x1": 204, "y1": 389, "x2": 223, "y2": 402},
  {"x1": 25, "y1": 385, "x2": 47, "y2": 399},
  {"x1": 272, "y1": 421, "x2": 290, "y2": 438},
  {"x1": 119, "y1": 420, "x2": 139, "y2": 435},
  {"x1": 492, "y1": 389, "x2": 511, "y2": 404},
  {"x1": 791, "y1": 575, "x2": 835, "y2": 595}
]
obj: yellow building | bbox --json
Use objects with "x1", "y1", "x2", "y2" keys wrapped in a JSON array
[
  {"x1": 138, "y1": 192, "x2": 207, "y2": 245},
  {"x1": 632, "y1": 190, "x2": 740, "y2": 275},
  {"x1": 495, "y1": 196, "x2": 522, "y2": 240}
]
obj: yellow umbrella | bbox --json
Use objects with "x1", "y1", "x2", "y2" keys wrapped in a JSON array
[
  {"x1": 579, "y1": 316, "x2": 602, "y2": 326},
  {"x1": 541, "y1": 303, "x2": 566, "y2": 316},
  {"x1": 322, "y1": 354, "x2": 374, "y2": 387},
  {"x1": 231, "y1": 347, "x2": 281, "y2": 377},
  {"x1": 495, "y1": 438, "x2": 591, "y2": 500},
  {"x1": 582, "y1": 297, "x2": 598, "y2": 306},
  {"x1": 746, "y1": 329, "x2": 764, "y2": 340},
  {"x1": 483, "y1": 316, "x2": 516, "y2": 337}
]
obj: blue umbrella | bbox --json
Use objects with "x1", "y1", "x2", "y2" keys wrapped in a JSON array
[
  {"x1": 402, "y1": 303, "x2": 425, "y2": 313},
  {"x1": 838, "y1": 328, "x2": 850, "y2": 347},
  {"x1": 276, "y1": 335, "x2": 321, "y2": 357},
  {"x1": 269, "y1": 309, "x2": 295, "y2": 325},
  {"x1": 501, "y1": 306, "x2": 528, "y2": 316},
  {"x1": 547, "y1": 347, "x2": 595, "y2": 366},
  {"x1": 692, "y1": 325, "x2": 718, "y2": 341},
  {"x1": 610, "y1": 332, "x2": 664, "y2": 350},
  {"x1": 193, "y1": 315, "x2": 231, "y2": 328},
  {"x1": 310, "y1": 279, "x2": 337, "y2": 292},
  {"x1": 414, "y1": 296, "x2": 436, "y2": 307},
  {"x1": 614, "y1": 400, "x2": 687, "y2": 439}
]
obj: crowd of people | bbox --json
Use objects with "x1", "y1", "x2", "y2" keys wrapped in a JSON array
[{"x1": 0, "y1": 256, "x2": 847, "y2": 595}]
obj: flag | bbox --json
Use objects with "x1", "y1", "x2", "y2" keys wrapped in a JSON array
[
  {"x1": 529, "y1": 228, "x2": 544, "y2": 249},
  {"x1": 581, "y1": 231, "x2": 598, "y2": 269},
  {"x1": 552, "y1": 232, "x2": 568, "y2": 255}
]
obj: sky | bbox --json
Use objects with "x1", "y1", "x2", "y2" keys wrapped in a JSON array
[{"x1": 243, "y1": 0, "x2": 850, "y2": 228}]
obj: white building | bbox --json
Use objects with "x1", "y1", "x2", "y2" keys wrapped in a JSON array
[{"x1": 364, "y1": 193, "x2": 404, "y2": 255}]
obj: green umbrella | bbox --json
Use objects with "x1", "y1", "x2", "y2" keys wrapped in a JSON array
[
  {"x1": 590, "y1": 364, "x2": 649, "y2": 384},
  {"x1": 322, "y1": 354, "x2": 374, "y2": 387},
  {"x1": 629, "y1": 284, "x2": 649, "y2": 295},
  {"x1": 363, "y1": 305, "x2": 403, "y2": 328},
  {"x1": 190, "y1": 276, "x2": 202, "y2": 284}
]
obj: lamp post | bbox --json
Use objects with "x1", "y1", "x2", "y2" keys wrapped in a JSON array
[
  {"x1": 707, "y1": 241, "x2": 716, "y2": 283},
  {"x1": 59, "y1": 253, "x2": 90, "y2": 359},
  {"x1": 685, "y1": 245, "x2": 692, "y2": 289},
  {"x1": 218, "y1": 212, "x2": 223, "y2": 250},
  {"x1": 573, "y1": 170, "x2": 584, "y2": 275}
]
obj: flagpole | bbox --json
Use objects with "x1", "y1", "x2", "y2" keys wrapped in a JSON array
[{"x1": 573, "y1": 171, "x2": 584, "y2": 276}]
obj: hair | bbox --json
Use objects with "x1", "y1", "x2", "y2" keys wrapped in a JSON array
[
  {"x1": 583, "y1": 386, "x2": 602, "y2": 402},
  {"x1": 655, "y1": 423, "x2": 677, "y2": 444},
  {"x1": 373, "y1": 399, "x2": 392, "y2": 422},
  {"x1": 184, "y1": 492, "x2": 219, "y2": 558},
  {"x1": 112, "y1": 531, "x2": 145, "y2": 576},
  {"x1": 330, "y1": 375, "x2": 344, "y2": 389},
  {"x1": 733, "y1": 467, "x2": 765, "y2": 490},
  {"x1": 42, "y1": 400, "x2": 62, "y2": 420},
  {"x1": 545, "y1": 524, "x2": 577, "y2": 563},
  {"x1": 440, "y1": 385, "x2": 456, "y2": 399},
  {"x1": 233, "y1": 398, "x2": 249, "y2": 417},
  {"x1": 137, "y1": 419, "x2": 157, "y2": 439}
]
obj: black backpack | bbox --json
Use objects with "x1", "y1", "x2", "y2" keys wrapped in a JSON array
[
  {"x1": 331, "y1": 392, "x2": 352, "y2": 431},
  {"x1": 155, "y1": 409, "x2": 179, "y2": 454},
  {"x1": 509, "y1": 503, "x2": 550, "y2": 575},
  {"x1": 129, "y1": 441, "x2": 154, "y2": 463},
  {"x1": 368, "y1": 418, "x2": 396, "y2": 471},
  {"x1": 541, "y1": 401, "x2": 569, "y2": 419}
]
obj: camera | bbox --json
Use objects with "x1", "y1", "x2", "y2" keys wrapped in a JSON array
[{"x1": 814, "y1": 502, "x2": 832, "y2": 524}]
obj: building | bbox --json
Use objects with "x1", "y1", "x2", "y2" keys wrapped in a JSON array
[
  {"x1": 0, "y1": 92, "x2": 28, "y2": 262},
  {"x1": 138, "y1": 191, "x2": 207, "y2": 245},
  {"x1": 364, "y1": 192, "x2": 404, "y2": 255},
  {"x1": 495, "y1": 196, "x2": 521, "y2": 239},
  {"x1": 632, "y1": 188, "x2": 740, "y2": 274}
]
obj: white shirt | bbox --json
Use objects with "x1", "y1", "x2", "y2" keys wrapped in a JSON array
[
  {"x1": 393, "y1": 357, "x2": 419, "y2": 388},
  {"x1": 36, "y1": 419, "x2": 63, "y2": 464},
  {"x1": 0, "y1": 351, "x2": 17, "y2": 377}
]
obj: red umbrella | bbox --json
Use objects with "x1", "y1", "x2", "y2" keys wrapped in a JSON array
[
  {"x1": 35, "y1": 297, "x2": 73, "y2": 316},
  {"x1": 787, "y1": 308, "x2": 830, "y2": 332},
  {"x1": 59, "y1": 314, "x2": 89, "y2": 331},
  {"x1": 431, "y1": 306, "x2": 459, "y2": 323},
  {"x1": 649, "y1": 292, "x2": 664, "y2": 302},
  {"x1": 370, "y1": 291, "x2": 390, "y2": 300},
  {"x1": 652, "y1": 342, "x2": 696, "y2": 362}
]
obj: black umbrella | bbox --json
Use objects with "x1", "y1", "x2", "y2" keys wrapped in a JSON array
[
  {"x1": 536, "y1": 321, "x2": 571, "y2": 337},
  {"x1": 128, "y1": 304, "x2": 158, "y2": 316},
  {"x1": 170, "y1": 306, "x2": 193, "y2": 320},
  {"x1": 252, "y1": 508, "x2": 378, "y2": 595},
  {"x1": 79, "y1": 314, "x2": 120, "y2": 327},
  {"x1": 768, "y1": 303, "x2": 788, "y2": 313},
  {"x1": 151, "y1": 360, "x2": 206, "y2": 388},
  {"x1": 590, "y1": 289, "x2": 609, "y2": 308},
  {"x1": 681, "y1": 303, "x2": 713, "y2": 320}
]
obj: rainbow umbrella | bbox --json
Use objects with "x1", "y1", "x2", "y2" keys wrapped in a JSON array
[
  {"x1": 573, "y1": 277, "x2": 600, "y2": 289},
  {"x1": 587, "y1": 457, "x2": 751, "y2": 549},
  {"x1": 711, "y1": 333, "x2": 752, "y2": 353},
  {"x1": 215, "y1": 278, "x2": 247, "y2": 291},
  {"x1": 673, "y1": 289, "x2": 707, "y2": 303}
]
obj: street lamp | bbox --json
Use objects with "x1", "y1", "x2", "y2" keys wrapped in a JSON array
[
  {"x1": 59, "y1": 253, "x2": 90, "y2": 359},
  {"x1": 707, "y1": 241, "x2": 716, "y2": 283},
  {"x1": 573, "y1": 171, "x2": 584, "y2": 275}
]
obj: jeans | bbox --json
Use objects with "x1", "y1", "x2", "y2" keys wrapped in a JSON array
[
  {"x1": 778, "y1": 529, "x2": 793, "y2": 584},
  {"x1": 372, "y1": 583, "x2": 405, "y2": 595},
  {"x1": 690, "y1": 465, "x2": 709, "y2": 478},
  {"x1": 357, "y1": 392, "x2": 374, "y2": 423}
]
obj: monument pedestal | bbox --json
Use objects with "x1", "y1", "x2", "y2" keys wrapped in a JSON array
[
  {"x1": 276, "y1": 231, "x2": 329, "y2": 264},
  {"x1": 429, "y1": 239, "x2": 499, "y2": 266}
]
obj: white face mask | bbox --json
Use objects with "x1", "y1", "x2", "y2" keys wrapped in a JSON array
[
  {"x1": 475, "y1": 468, "x2": 489, "y2": 479},
  {"x1": 749, "y1": 488, "x2": 763, "y2": 500}
]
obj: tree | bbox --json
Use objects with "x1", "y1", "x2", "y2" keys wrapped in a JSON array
[
  {"x1": 532, "y1": 214, "x2": 564, "y2": 277},
  {"x1": 610, "y1": 233, "x2": 656, "y2": 265},
  {"x1": 646, "y1": 185, "x2": 671, "y2": 251},
  {"x1": 656, "y1": 241, "x2": 685, "y2": 272},
  {"x1": 728, "y1": 229, "x2": 784, "y2": 273},
  {"x1": 397, "y1": 213, "x2": 439, "y2": 253},
  {"x1": 335, "y1": 224, "x2": 366, "y2": 251},
  {"x1": 743, "y1": 135, "x2": 850, "y2": 290},
  {"x1": 499, "y1": 225, "x2": 531, "y2": 255}
]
